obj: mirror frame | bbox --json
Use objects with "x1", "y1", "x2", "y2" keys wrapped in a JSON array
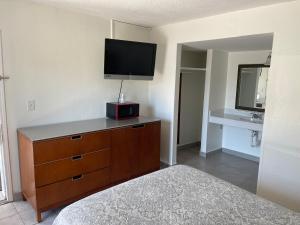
[{"x1": 235, "y1": 64, "x2": 270, "y2": 112}]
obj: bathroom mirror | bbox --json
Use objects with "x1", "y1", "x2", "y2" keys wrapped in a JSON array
[{"x1": 235, "y1": 64, "x2": 270, "y2": 112}]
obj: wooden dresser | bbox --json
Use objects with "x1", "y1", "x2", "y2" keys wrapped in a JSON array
[{"x1": 18, "y1": 117, "x2": 161, "y2": 222}]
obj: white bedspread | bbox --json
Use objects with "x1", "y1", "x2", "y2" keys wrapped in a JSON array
[{"x1": 53, "y1": 165, "x2": 300, "y2": 225}]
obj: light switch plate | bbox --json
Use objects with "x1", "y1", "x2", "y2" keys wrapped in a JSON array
[{"x1": 27, "y1": 100, "x2": 35, "y2": 112}]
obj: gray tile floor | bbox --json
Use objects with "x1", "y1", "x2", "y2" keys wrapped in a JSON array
[
  {"x1": 177, "y1": 148, "x2": 259, "y2": 194},
  {"x1": 0, "y1": 201, "x2": 61, "y2": 225}
]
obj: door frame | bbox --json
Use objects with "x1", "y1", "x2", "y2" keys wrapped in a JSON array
[
  {"x1": 172, "y1": 45, "x2": 210, "y2": 165},
  {"x1": 0, "y1": 30, "x2": 13, "y2": 202}
]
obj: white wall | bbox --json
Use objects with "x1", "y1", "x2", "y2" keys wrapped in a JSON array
[
  {"x1": 179, "y1": 71, "x2": 205, "y2": 146},
  {"x1": 222, "y1": 50, "x2": 270, "y2": 157},
  {"x1": 150, "y1": 0, "x2": 300, "y2": 210},
  {"x1": 0, "y1": 0, "x2": 151, "y2": 195},
  {"x1": 206, "y1": 50, "x2": 228, "y2": 152},
  {"x1": 112, "y1": 20, "x2": 151, "y2": 42}
]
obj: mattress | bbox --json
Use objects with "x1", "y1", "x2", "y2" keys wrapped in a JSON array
[{"x1": 53, "y1": 165, "x2": 300, "y2": 225}]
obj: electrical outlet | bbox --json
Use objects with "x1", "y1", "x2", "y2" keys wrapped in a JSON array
[{"x1": 27, "y1": 100, "x2": 35, "y2": 112}]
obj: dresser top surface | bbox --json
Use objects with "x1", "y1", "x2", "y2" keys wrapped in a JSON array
[{"x1": 18, "y1": 116, "x2": 160, "y2": 141}]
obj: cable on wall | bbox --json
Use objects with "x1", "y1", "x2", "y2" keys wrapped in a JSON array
[{"x1": 117, "y1": 80, "x2": 124, "y2": 103}]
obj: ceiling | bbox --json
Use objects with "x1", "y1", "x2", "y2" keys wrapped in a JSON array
[
  {"x1": 31, "y1": 0, "x2": 293, "y2": 26},
  {"x1": 182, "y1": 33, "x2": 274, "y2": 52}
]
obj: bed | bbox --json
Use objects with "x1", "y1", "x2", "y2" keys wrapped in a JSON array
[{"x1": 53, "y1": 165, "x2": 300, "y2": 225}]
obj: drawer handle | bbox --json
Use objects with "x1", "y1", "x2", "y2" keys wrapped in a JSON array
[
  {"x1": 132, "y1": 124, "x2": 145, "y2": 129},
  {"x1": 71, "y1": 135, "x2": 82, "y2": 140},
  {"x1": 72, "y1": 155, "x2": 82, "y2": 161},
  {"x1": 72, "y1": 174, "x2": 83, "y2": 181}
]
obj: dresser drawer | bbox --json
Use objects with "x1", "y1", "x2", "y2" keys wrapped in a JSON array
[
  {"x1": 33, "y1": 131, "x2": 111, "y2": 164},
  {"x1": 35, "y1": 148, "x2": 111, "y2": 187},
  {"x1": 36, "y1": 168, "x2": 110, "y2": 209}
]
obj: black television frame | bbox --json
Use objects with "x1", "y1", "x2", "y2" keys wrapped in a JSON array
[
  {"x1": 235, "y1": 64, "x2": 270, "y2": 112},
  {"x1": 104, "y1": 39, "x2": 157, "y2": 80}
]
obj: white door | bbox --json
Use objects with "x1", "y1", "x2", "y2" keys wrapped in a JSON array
[{"x1": 0, "y1": 31, "x2": 13, "y2": 202}]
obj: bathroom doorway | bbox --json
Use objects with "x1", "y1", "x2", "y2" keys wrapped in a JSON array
[{"x1": 175, "y1": 33, "x2": 274, "y2": 193}]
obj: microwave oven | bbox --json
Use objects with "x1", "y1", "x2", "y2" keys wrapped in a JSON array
[{"x1": 106, "y1": 102, "x2": 139, "y2": 120}]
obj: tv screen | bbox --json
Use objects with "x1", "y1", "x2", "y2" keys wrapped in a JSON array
[{"x1": 104, "y1": 39, "x2": 157, "y2": 80}]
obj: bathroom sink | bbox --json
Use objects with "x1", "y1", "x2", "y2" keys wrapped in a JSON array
[
  {"x1": 209, "y1": 110, "x2": 263, "y2": 131},
  {"x1": 239, "y1": 117, "x2": 263, "y2": 124}
]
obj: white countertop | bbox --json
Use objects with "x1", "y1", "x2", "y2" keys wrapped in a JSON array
[{"x1": 209, "y1": 109, "x2": 263, "y2": 131}]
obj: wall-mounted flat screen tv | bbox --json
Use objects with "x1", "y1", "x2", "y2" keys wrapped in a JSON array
[{"x1": 104, "y1": 39, "x2": 157, "y2": 80}]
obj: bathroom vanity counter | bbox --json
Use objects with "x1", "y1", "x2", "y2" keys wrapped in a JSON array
[{"x1": 209, "y1": 110, "x2": 263, "y2": 131}]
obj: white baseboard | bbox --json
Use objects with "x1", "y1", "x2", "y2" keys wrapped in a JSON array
[
  {"x1": 200, "y1": 148, "x2": 222, "y2": 158},
  {"x1": 222, "y1": 148, "x2": 259, "y2": 162},
  {"x1": 177, "y1": 142, "x2": 200, "y2": 150},
  {"x1": 160, "y1": 159, "x2": 170, "y2": 165}
]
